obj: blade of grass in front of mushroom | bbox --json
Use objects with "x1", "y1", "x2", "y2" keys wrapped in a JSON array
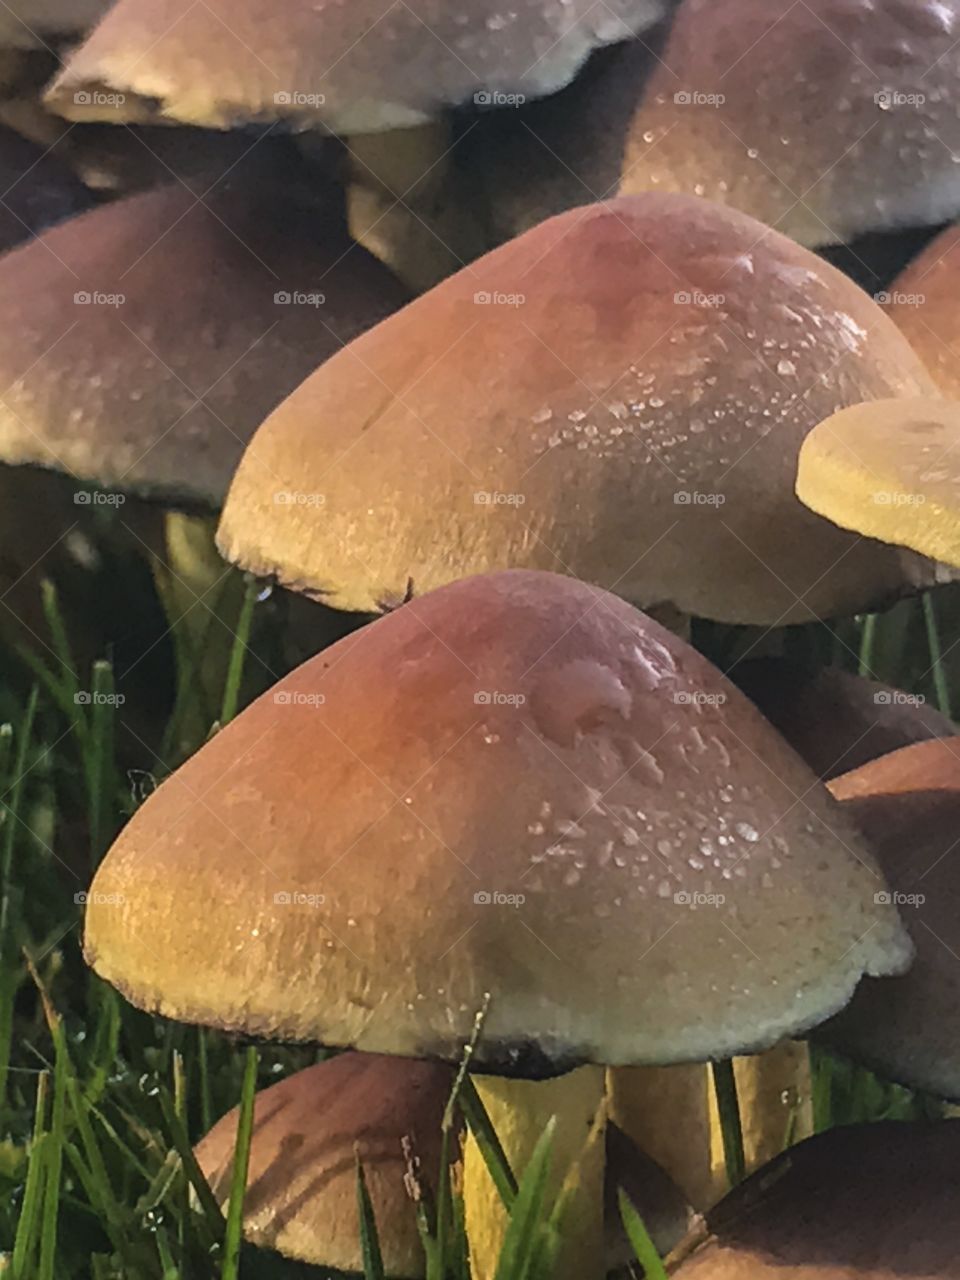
[
  {"x1": 922, "y1": 592, "x2": 953, "y2": 717},
  {"x1": 492, "y1": 1117, "x2": 556, "y2": 1280},
  {"x1": 12, "y1": 1067, "x2": 49, "y2": 1277},
  {"x1": 356, "y1": 1151, "x2": 387, "y2": 1280},
  {"x1": 218, "y1": 574, "x2": 259, "y2": 728},
  {"x1": 220, "y1": 1043, "x2": 259, "y2": 1280},
  {"x1": 711, "y1": 1060, "x2": 745, "y2": 1187},
  {"x1": 618, "y1": 1188, "x2": 669, "y2": 1280}
]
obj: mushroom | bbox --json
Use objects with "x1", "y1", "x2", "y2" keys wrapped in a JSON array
[
  {"x1": 81, "y1": 569, "x2": 912, "y2": 1278},
  {"x1": 619, "y1": 0, "x2": 960, "y2": 247},
  {"x1": 195, "y1": 1052, "x2": 457, "y2": 1276},
  {"x1": 796, "y1": 397, "x2": 960, "y2": 569},
  {"x1": 671, "y1": 1120, "x2": 960, "y2": 1279},
  {"x1": 217, "y1": 193, "x2": 948, "y2": 625},
  {"x1": 885, "y1": 222, "x2": 960, "y2": 397},
  {"x1": 45, "y1": 0, "x2": 668, "y2": 132},
  {"x1": 731, "y1": 657, "x2": 956, "y2": 781},
  {"x1": 814, "y1": 738, "x2": 960, "y2": 1100}
]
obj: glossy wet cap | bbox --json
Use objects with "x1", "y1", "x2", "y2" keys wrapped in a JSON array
[
  {"x1": 195, "y1": 1052, "x2": 455, "y2": 1276},
  {"x1": 672, "y1": 1120, "x2": 960, "y2": 1279},
  {"x1": 817, "y1": 739, "x2": 960, "y2": 1099},
  {"x1": 620, "y1": 0, "x2": 960, "y2": 246},
  {"x1": 218, "y1": 193, "x2": 945, "y2": 624},
  {"x1": 45, "y1": 0, "x2": 667, "y2": 131},
  {"x1": 0, "y1": 145, "x2": 408, "y2": 508},
  {"x1": 796, "y1": 398, "x2": 960, "y2": 569},
  {"x1": 733, "y1": 657, "x2": 956, "y2": 780},
  {"x1": 887, "y1": 222, "x2": 960, "y2": 398},
  {"x1": 85, "y1": 570, "x2": 910, "y2": 1072}
]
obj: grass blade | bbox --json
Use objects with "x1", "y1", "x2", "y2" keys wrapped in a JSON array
[
  {"x1": 356, "y1": 1155, "x2": 387, "y2": 1280},
  {"x1": 619, "y1": 1189, "x2": 669, "y2": 1280},
  {"x1": 711, "y1": 1060, "x2": 745, "y2": 1187},
  {"x1": 923, "y1": 592, "x2": 952, "y2": 717},
  {"x1": 492, "y1": 1116, "x2": 555, "y2": 1280},
  {"x1": 219, "y1": 575, "x2": 258, "y2": 727},
  {"x1": 460, "y1": 1076, "x2": 518, "y2": 1211},
  {"x1": 220, "y1": 1044, "x2": 258, "y2": 1280},
  {"x1": 12, "y1": 1071, "x2": 48, "y2": 1279}
]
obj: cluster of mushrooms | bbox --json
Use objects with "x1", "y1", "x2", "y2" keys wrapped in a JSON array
[{"x1": 3, "y1": 0, "x2": 960, "y2": 1276}]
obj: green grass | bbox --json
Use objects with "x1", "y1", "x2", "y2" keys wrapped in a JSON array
[{"x1": 0, "y1": 520, "x2": 953, "y2": 1277}]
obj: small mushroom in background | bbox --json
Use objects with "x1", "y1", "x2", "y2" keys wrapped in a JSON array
[
  {"x1": 885, "y1": 223, "x2": 960, "y2": 397},
  {"x1": 42, "y1": 0, "x2": 669, "y2": 289},
  {"x1": 671, "y1": 1121, "x2": 960, "y2": 1279},
  {"x1": 796, "y1": 397, "x2": 960, "y2": 570},
  {"x1": 619, "y1": 0, "x2": 960, "y2": 248},
  {"x1": 730, "y1": 657, "x2": 956, "y2": 781},
  {"x1": 217, "y1": 193, "x2": 951, "y2": 626},
  {"x1": 80, "y1": 569, "x2": 911, "y2": 1279},
  {"x1": 195, "y1": 1052, "x2": 458, "y2": 1277},
  {"x1": 0, "y1": 139, "x2": 410, "y2": 729},
  {"x1": 813, "y1": 738, "x2": 960, "y2": 1101}
]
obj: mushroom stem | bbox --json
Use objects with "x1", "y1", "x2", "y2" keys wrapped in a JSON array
[
  {"x1": 463, "y1": 1065, "x2": 606, "y2": 1280},
  {"x1": 608, "y1": 1044, "x2": 812, "y2": 1210}
]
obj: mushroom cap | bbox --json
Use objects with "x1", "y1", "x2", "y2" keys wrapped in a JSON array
[
  {"x1": 796, "y1": 397, "x2": 960, "y2": 569},
  {"x1": 620, "y1": 0, "x2": 960, "y2": 246},
  {"x1": 218, "y1": 193, "x2": 944, "y2": 624},
  {"x1": 0, "y1": 124, "x2": 93, "y2": 251},
  {"x1": 672, "y1": 1120, "x2": 960, "y2": 1279},
  {"x1": 887, "y1": 223, "x2": 960, "y2": 398},
  {"x1": 732, "y1": 657, "x2": 955, "y2": 781},
  {"x1": 816, "y1": 738, "x2": 960, "y2": 1099},
  {"x1": 0, "y1": 147, "x2": 408, "y2": 508},
  {"x1": 45, "y1": 0, "x2": 667, "y2": 132},
  {"x1": 194, "y1": 1052, "x2": 455, "y2": 1276},
  {"x1": 84, "y1": 570, "x2": 911, "y2": 1073}
]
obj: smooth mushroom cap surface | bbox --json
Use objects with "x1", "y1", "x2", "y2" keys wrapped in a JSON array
[
  {"x1": 0, "y1": 146, "x2": 409, "y2": 508},
  {"x1": 45, "y1": 0, "x2": 667, "y2": 131},
  {"x1": 84, "y1": 570, "x2": 911, "y2": 1071},
  {"x1": 0, "y1": 124, "x2": 94, "y2": 251},
  {"x1": 619, "y1": 0, "x2": 960, "y2": 246},
  {"x1": 796, "y1": 397, "x2": 960, "y2": 569},
  {"x1": 887, "y1": 222, "x2": 960, "y2": 398},
  {"x1": 218, "y1": 193, "x2": 945, "y2": 624},
  {"x1": 816, "y1": 738, "x2": 960, "y2": 1099},
  {"x1": 195, "y1": 1052, "x2": 455, "y2": 1276},
  {"x1": 732, "y1": 657, "x2": 955, "y2": 781},
  {"x1": 673, "y1": 1121, "x2": 960, "y2": 1279}
]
